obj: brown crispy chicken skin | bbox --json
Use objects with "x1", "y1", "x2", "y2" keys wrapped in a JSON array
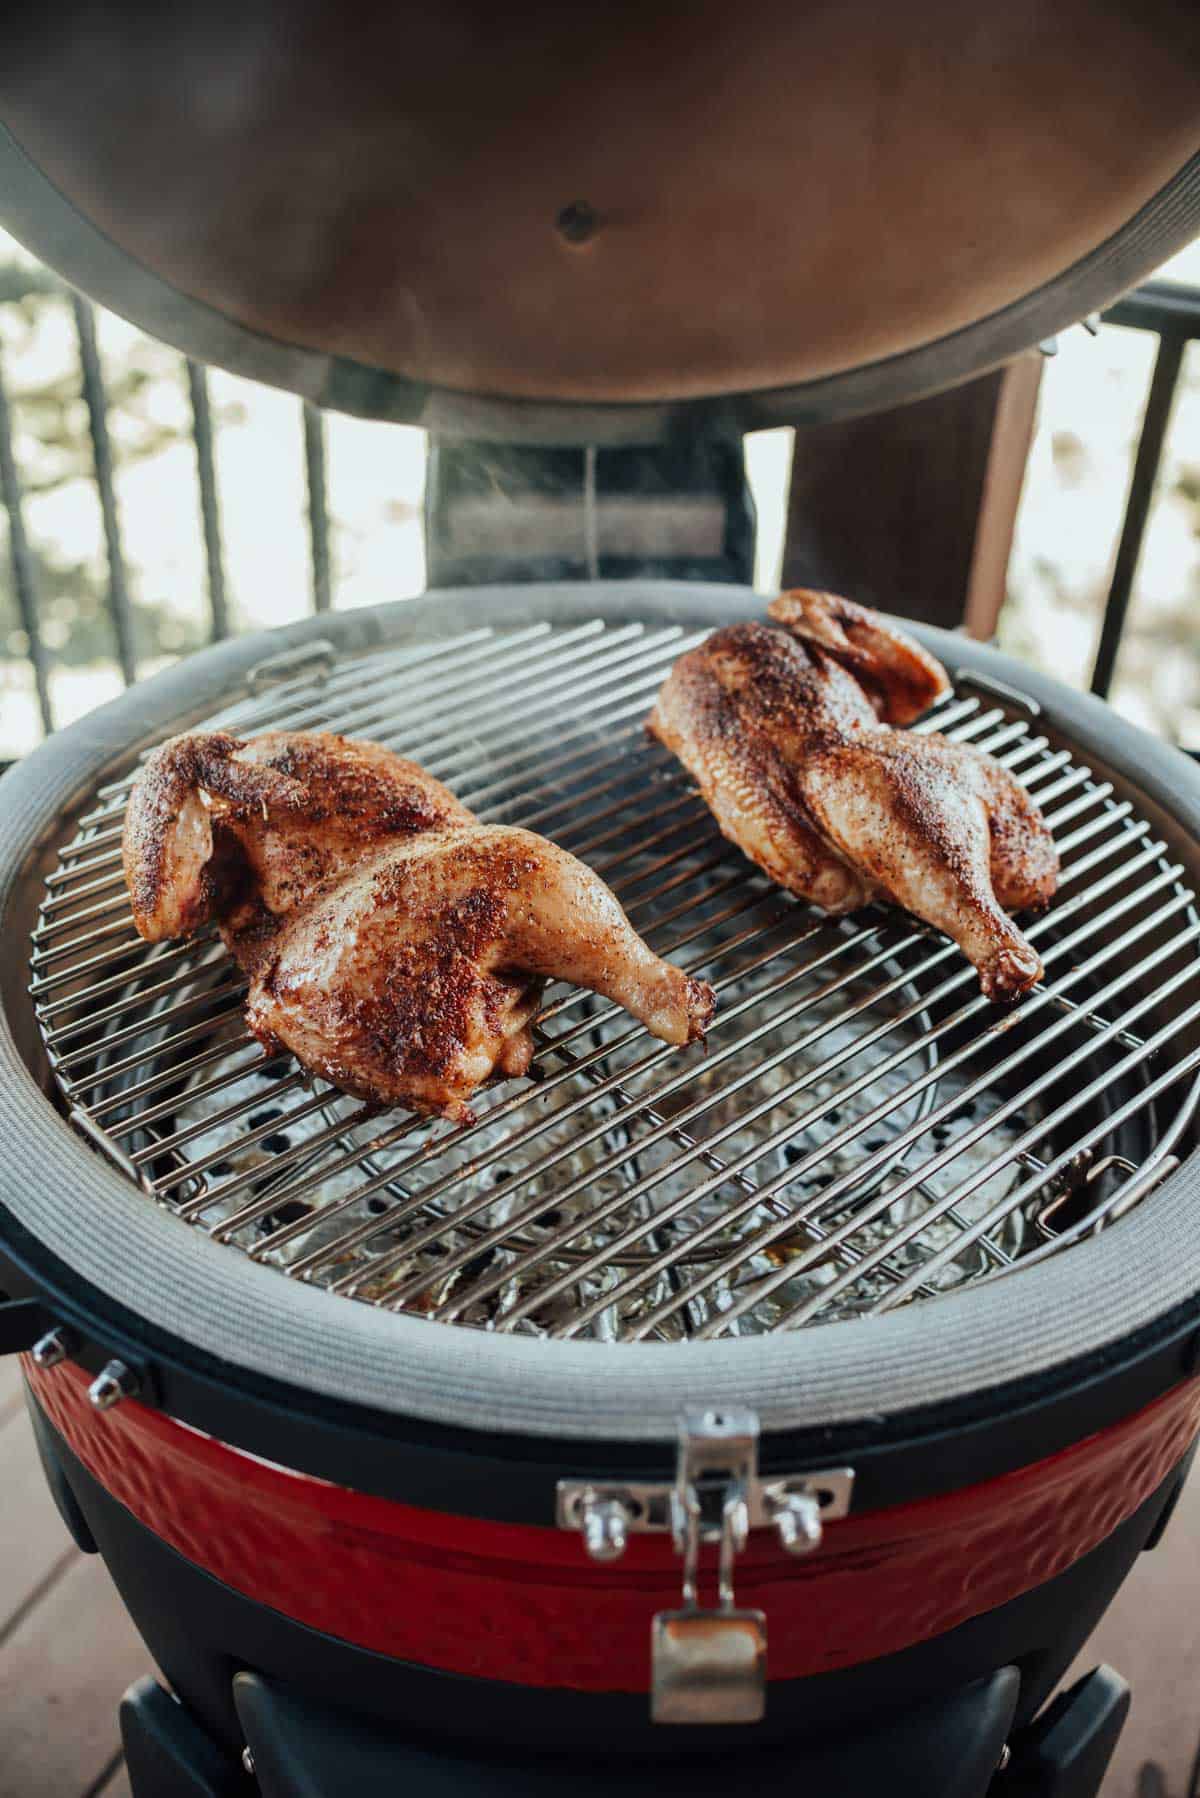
[
  {"x1": 767, "y1": 589, "x2": 950, "y2": 725},
  {"x1": 123, "y1": 730, "x2": 473, "y2": 940},
  {"x1": 245, "y1": 826, "x2": 714, "y2": 1122},
  {"x1": 648, "y1": 602, "x2": 1058, "y2": 1001},
  {"x1": 123, "y1": 731, "x2": 712, "y2": 1120}
]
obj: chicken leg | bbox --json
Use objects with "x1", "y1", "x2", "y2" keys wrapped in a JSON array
[{"x1": 245, "y1": 825, "x2": 714, "y2": 1120}]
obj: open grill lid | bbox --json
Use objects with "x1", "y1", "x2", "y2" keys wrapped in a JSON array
[{"x1": 0, "y1": 2, "x2": 1198, "y2": 439}]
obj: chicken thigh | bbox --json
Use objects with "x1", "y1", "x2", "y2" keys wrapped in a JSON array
[{"x1": 648, "y1": 606, "x2": 1058, "y2": 1000}]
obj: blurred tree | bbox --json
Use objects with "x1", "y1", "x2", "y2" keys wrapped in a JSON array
[{"x1": 0, "y1": 258, "x2": 227, "y2": 670}]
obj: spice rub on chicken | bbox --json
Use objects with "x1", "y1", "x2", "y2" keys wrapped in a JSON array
[
  {"x1": 122, "y1": 730, "x2": 713, "y2": 1119},
  {"x1": 244, "y1": 826, "x2": 713, "y2": 1122},
  {"x1": 647, "y1": 591, "x2": 1058, "y2": 1001},
  {"x1": 122, "y1": 729, "x2": 475, "y2": 942}
]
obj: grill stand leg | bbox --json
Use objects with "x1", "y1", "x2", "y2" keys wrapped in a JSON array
[
  {"x1": 1002, "y1": 1665, "x2": 1130, "y2": 1797},
  {"x1": 120, "y1": 1675, "x2": 249, "y2": 1798}
]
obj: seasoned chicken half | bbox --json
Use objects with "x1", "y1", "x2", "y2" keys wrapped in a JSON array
[
  {"x1": 244, "y1": 826, "x2": 714, "y2": 1121},
  {"x1": 647, "y1": 608, "x2": 1058, "y2": 1001},
  {"x1": 123, "y1": 731, "x2": 713, "y2": 1119},
  {"x1": 123, "y1": 729, "x2": 474, "y2": 941}
]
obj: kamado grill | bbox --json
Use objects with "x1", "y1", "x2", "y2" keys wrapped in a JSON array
[
  {"x1": 2, "y1": 591, "x2": 1200, "y2": 1795},
  {"x1": 1, "y1": 6, "x2": 1200, "y2": 1795}
]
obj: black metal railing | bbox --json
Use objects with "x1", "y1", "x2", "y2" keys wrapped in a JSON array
[
  {"x1": 1091, "y1": 281, "x2": 1200, "y2": 701},
  {"x1": 0, "y1": 264, "x2": 1197, "y2": 751},
  {"x1": 185, "y1": 358, "x2": 229, "y2": 644},
  {"x1": 0, "y1": 336, "x2": 49, "y2": 732},
  {"x1": 0, "y1": 262, "x2": 333, "y2": 742}
]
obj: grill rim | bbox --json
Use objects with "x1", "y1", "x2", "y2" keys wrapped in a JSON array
[{"x1": 2, "y1": 583, "x2": 1200, "y2": 1466}]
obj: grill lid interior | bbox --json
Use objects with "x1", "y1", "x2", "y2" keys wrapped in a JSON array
[
  {"x1": 29, "y1": 618, "x2": 1200, "y2": 1345},
  {"x1": 1, "y1": 5, "x2": 1198, "y2": 434}
]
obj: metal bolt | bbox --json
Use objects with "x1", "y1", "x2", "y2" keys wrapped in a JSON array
[
  {"x1": 242, "y1": 1745, "x2": 256, "y2": 1775},
  {"x1": 773, "y1": 1492, "x2": 823, "y2": 1556},
  {"x1": 1082, "y1": 314, "x2": 1101, "y2": 337},
  {"x1": 556, "y1": 201, "x2": 599, "y2": 246},
  {"x1": 997, "y1": 1742, "x2": 1012, "y2": 1772},
  {"x1": 88, "y1": 1359, "x2": 137, "y2": 1411},
  {"x1": 1038, "y1": 337, "x2": 1059, "y2": 358},
  {"x1": 31, "y1": 1327, "x2": 72, "y2": 1370},
  {"x1": 582, "y1": 1497, "x2": 631, "y2": 1563}
]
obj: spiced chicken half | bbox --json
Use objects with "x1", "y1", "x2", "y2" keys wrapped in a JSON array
[
  {"x1": 123, "y1": 730, "x2": 712, "y2": 1119},
  {"x1": 647, "y1": 592, "x2": 1058, "y2": 1000}
]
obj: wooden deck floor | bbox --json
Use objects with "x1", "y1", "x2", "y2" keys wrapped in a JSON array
[
  {"x1": 0, "y1": 1359, "x2": 140, "y2": 1798},
  {"x1": 1, "y1": 1351, "x2": 1197, "y2": 1797}
]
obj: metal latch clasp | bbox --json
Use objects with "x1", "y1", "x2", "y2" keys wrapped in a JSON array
[
  {"x1": 654, "y1": 1408, "x2": 766, "y2": 1725},
  {"x1": 557, "y1": 1408, "x2": 854, "y2": 1725}
]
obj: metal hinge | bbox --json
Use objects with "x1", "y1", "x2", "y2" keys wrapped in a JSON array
[{"x1": 557, "y1": 1408, "x2": 853, "y2": 1725}]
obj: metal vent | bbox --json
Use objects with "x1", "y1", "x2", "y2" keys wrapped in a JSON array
[{"x1": 28, "y1": 619, "x2": 1200, "y2": 1342}]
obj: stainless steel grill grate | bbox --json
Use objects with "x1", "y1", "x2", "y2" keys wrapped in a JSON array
[{"x1": 29, "y1": 619, "x2": 1200, "y2": 1342}]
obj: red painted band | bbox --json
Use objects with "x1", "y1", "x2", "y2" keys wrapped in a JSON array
[{"x1": 26, "y1": 1359, "x2": 1200, "y2": 1692}]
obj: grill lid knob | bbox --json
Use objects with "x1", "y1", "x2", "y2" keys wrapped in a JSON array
[
  {"x1": 771, "y1": 1491, "x2": 824, "y2": 1556},
  {"x1": 87, "y1": 1359, "x2": 139, "y2": 1411},
  {"x1": 31, "y1": 1326, "x2": 75, "y2": 1370},
  {"x1": 582, "y1": 1497, "x2": 632, "y2": 1563}
]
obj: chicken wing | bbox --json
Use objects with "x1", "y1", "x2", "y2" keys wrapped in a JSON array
[
  {"x1": 123, "y1": 731, "x2": 713, "y2": 1119},
  {"x1": 648, "y1": 611, "x2": 1058, "y2": 1000},
  {"x1": 245, "y1": 826, "x2": 714, "y2": 1120},
  {"x1": 123, "y1": 729, "x2": 474, "y2": 940},
  {"x1": 767, "y1": 589, "x2": 950, "y2": 725}
]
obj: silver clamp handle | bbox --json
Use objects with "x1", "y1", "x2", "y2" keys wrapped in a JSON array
[
  {"x1": 557, "y1": 1410, "x2": 854, "y2": 1726},
  {"x1": 668, "y1": 1408, "x2": 755, "y2": 1613},
  {"x1": 653, "y1": 1409, "x2": 767, "y2": 1725}
]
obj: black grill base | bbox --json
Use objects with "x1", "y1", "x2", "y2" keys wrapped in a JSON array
[
  {"x1": 28, "y1": 1391, "x2": 1191, "y2": 1780},
  {"x1": 117, "y1": 1663, "x2": 1136, "y2": 1798}
]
